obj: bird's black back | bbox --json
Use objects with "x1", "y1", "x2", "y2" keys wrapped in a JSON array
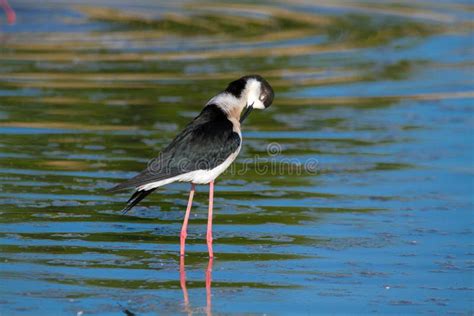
[{"x1": 108, "y1": 104, "x2": 241, "y2": 192}]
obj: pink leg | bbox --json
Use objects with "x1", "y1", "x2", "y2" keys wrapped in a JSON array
[
  {"x1": 180, "y1": 183, "x2": 195, "y2": 257},
  {"x1": 207, "y1": 181, "x2": 214, "y2": 258}
]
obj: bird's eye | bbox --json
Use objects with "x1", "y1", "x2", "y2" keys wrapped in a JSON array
[{"x1": 259, "y1": 95, "x2": 266, "y2": 101}]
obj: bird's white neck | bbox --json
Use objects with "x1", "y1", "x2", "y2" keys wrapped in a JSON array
[{"x1": 207, "y1": 93, "x2": 246, "y2": 121}]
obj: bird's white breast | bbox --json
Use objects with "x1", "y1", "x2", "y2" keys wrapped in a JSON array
[
  {"x1": 186, "y1": 145, "x2": 241, "y2": 184},
  {"x1": 138, "y1": 145, "x2": 241, "y2": 191}
]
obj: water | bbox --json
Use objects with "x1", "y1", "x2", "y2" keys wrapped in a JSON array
[{"x1": 1, "y1": 1, "x2": 473, "y2": 314}]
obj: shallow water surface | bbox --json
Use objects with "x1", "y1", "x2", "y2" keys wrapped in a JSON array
[{"x1": 0, "y1": 0, "x2": 473, "y2": 314}]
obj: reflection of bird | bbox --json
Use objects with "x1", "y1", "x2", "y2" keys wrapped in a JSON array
[
  {"x1": 108, "y1": 75, "x2": 274, "y2": 258},
  {"x1": 180, "y1": 256, "x2": 213, "y2": 315},
  {"x1": 0, "y1": 0, "x2": 16, "y2": 25}
]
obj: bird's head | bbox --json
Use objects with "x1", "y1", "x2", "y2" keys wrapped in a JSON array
[{"x1": 209, "y1": 75, "x2": 274, "y2": 123}]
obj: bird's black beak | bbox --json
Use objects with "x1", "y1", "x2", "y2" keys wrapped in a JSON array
[{"x1": 240, "y1": 103, "x2": 254, "y2": 123}]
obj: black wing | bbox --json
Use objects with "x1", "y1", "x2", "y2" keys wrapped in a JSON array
[{"x1": 107, "y1": 104, "x2": 241, "y2": 192}]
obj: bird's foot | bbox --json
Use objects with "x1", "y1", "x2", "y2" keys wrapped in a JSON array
[
  {"x1": 180, "y1": 231, "x2": 187, "y2": 256},
  {"x1": 206, "y1": 232, "x2": 213, "y2": 258}
]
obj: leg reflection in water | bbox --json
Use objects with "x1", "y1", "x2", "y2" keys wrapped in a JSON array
[
  {"x1": 205, "y1": 258, "x2": 213, "y2": 316},
  {"x1": 180, "y1": 256, "x2": 213, "y2": 316},
  {"x1": 179, "y1": 256, "x2": 191, "y2": 314}
]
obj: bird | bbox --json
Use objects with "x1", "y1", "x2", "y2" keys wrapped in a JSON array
[
  {"x1": 0, "y1": 0, "x2": 16, "y2": 25},
  {"x1": 107, "y1": 75, "x2": 274, "y2": 258}
]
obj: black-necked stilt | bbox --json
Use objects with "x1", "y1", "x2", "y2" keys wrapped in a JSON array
[{"x1": 108, "y1": 75, "x2": 274, "y2": 257}]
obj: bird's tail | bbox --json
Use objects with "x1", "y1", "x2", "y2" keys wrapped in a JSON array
[
  {"x1": 121, "y1": 189, "x2": 156, "y2": 215},
  {"x1": 106, "y1": 179, "x2": 138, "y2": 193}
]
